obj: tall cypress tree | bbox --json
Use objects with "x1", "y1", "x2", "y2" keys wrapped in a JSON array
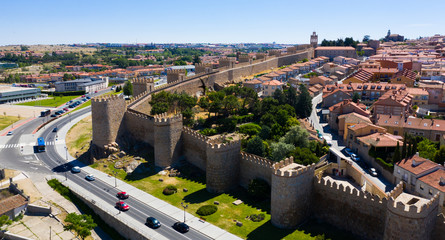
[
  {"x1": 412, "y1": 140, "x2": 418, "y2": 155},
  {"x1": 296, "y1": 84, "x2": 312, "y2": 118},
  {"x1": 407, "y1": 142, "x2": 413, "y2": 157},
  {"x1": 393, "y1": 142, "x2": 401, "y2": 163},
  {"x1": 401, "y1": 133, "x2": 407, "y2": 159}
]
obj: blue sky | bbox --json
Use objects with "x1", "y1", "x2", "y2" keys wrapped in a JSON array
[{"x1": 1, "y1": 0, "x2": 443, "y2": 45}]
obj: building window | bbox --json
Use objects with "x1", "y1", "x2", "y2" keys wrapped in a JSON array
[
  {"x1": 429, "y1": 189, "x2": 433, "y2": 195},
  {"x1": 394, "y1": 131, "x2": 398, "y2": 135}
]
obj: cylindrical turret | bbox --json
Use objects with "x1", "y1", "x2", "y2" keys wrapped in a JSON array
[
  {"x1": 153, "y1": 113, "x2": 183, "y2": 168},
  {"x1": 206, "y1": 141, "x2": 241, "y2": 193}
]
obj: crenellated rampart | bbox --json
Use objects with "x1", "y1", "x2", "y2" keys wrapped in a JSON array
[
  {"x1": 313, "y1": 177, "x2": 387, "y2": 240},
  {"x1": 239, "y1": 152, "x2": 275, "y2": 187},
  {"x1": 181, "y1": 127, "x2": 208, "y2": 171},
  {"x1": 123, "y1": 109, "x2": 155, "y2": 146}
]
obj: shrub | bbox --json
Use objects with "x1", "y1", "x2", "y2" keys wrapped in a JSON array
[
  {"x1": 163, "y1": 185, "x2": 177, "y2": 195},
  {"x1": 196, "y1": 205, "x2": 218, "y2": 216},
  {"x1": 239, "y1": 123, "x2": 262, "y2": 136},
  {"x1": 199, "y1": 128, "x2": 217, "y2": 136},
  {"x1": 250, "y1": 213, "x2": 265, "y2": 222},
  {"x1": 248, "y1": 178, "x2": 271, "y2": 199},
  {"x1": 376, "y1": 157, "x2": 394, "y2": 171}
]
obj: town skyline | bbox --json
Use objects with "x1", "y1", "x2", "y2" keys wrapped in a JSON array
[{"x1": 1, "y1": 0, "x2": 443, "y2": 45}]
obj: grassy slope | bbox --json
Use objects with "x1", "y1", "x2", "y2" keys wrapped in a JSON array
[{"x1": 0, "y1": 116, "x2": 22, "y2": 131}]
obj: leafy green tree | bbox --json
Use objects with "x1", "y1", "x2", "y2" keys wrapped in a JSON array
[
  {"x1": 193, "y1": 55, "x2": 201, "y2": 64},
  {"x1": 260, "y1": 113, "x2": 276, "y2": 127},
  {"x1": 275, "y1": 109, "x2": 290, "y2": 127},
  {"x1": 280, "y1": 125, "x2": 309, "y2": 148},
  {"x1": 288, "y1": 147, "x2": 319, "y2": 165},
  {"x1": 363, "y1": 35, "x2": 371, "y2": 43},
  {"x1": 402, "y1": 133, "x2": 407, "y2": 159},
  {"x1": 270, "y1": 142, "x2": 294, "y2": 162},
  {"x1": 273, "y1": 88, "x2": 286, "y2": 105},
  {"x1": 352, "y1": 92, "x2": 360, "y2": 103},
  {"x1": 393, "y1": 142, "x2": 401, "y2": 163},
  {"x1": 412, "y1": 140, "x2": 418, "y2": 155},
  {"x1": 222, "y1": 95, "x2": 239, "y2": 115},
  {"x1": 123, "y1": 80, "x2": 133, "y2": 96},
  {"x1": 63, "y1": 213, "x2": 97, "y2": 240},
  {"x1": 433, "y1": 146, "x2": 445, "y2": 165},
  {"x1": 239, "y1": 123, "x2": 262, "y2": 137},
  {"x1": 296, "y1": 84, "x2": 312, "y2": 118},
  {"x1": 285, "y1": 87, "x2": 298, "y2": 108},
  {"x1": 0, "y1": 215, "x2": 12, "y2": 227},
  {"x1": 259, "y1": 125, "x2": 271, "y2": 140},
  {"x1": 246, "y1": 136, "x2": 265, "y2": 157},
  {"x1": 182, "y1": 108, "x2": 195, "y2": 126},
  {"x1": 418, "y1": 139, "x2": 437, "y2": 160}
]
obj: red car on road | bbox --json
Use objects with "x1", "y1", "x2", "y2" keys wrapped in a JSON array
[
  {"x1": 115, "y1": 201, "x2": 130, "y2": 211},
  {"x1": 116, "y1": 192, "x2": 129, "y2": 199}
]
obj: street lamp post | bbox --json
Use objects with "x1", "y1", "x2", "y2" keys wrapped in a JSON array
[
  {"x1": 112, "y1": 171, "x2": 118, "y2": 187},
  {"x1": 181, "y1": 202, "x2": 188, "y2": 223}
]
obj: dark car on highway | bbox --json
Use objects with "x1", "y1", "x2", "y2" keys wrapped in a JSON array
[
  {"x1": 85, "y1": 174, "x2": 95, "y2": 181},
  {"x1": 173, "y1": 222, "x2": 189, "y2": 233},
  {"x1": 146, "y1": 217, "x2": 161, "y2": 229}
]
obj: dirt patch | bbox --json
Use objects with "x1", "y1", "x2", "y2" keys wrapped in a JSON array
[
  {"x1": 14, "y1": 178, "x2": 42, "y2": 203},
  {"x1": 3, "y1": 169, "x2": 21, "y2": 180},
  {"x1": 66, "y1": 115, "x2": 92, "y2": 157}
]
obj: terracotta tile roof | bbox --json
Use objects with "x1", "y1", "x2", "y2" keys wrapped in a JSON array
[
  {"x1": 245, "y1": 79, "x2": 262, "y2": 84},
  {"x1": 396, "y1": 155, "x2": 441, "y2": 175},
  {"x1": 0, "y1": 194, "x2": 28, "y2": 215},
  {"x1": 347, "y1": 69, "x2": 373, "y2": 82},
  {"x1": 265, "y1": 72, "x2": 279, "y2": 78},
  {"x1": 406, "y1": 87, "x2": 428, "y2": 95},
  {"x1": 374, "y1": 90, "x2": 412, "y2": 107},
  {"x1": 329, "y1": 100, "x2": 370, "y2": 115},
  {"x1": 258, "y1": 76, "x2": 270, "y2": 82},
  {"x1": 348, "y1": 122, "x2": 386, "y2": 132},
  {"x1": 263, "y1": 80, "x2": 284, "y2": 86},
  {"x1": 376, "y1": 115, "x2": 445, "y2": 131},
  {"x1": 338, "y1": 112, "x2": 372, "y2": 124},
  {"x1": 418, "y1": 168, "x2": 445, "y2": 192},
  {"x1": 357, "y1": 132, "x2": 403, "y2": 147},
  {"x1": 393, "y1": 69, "x2": 417, "y2": 80},
  {"x1": 322, "y1": 88, "x2": 351, "y2": 99}
]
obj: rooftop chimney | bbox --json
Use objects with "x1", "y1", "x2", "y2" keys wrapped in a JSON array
[{"x1": 440, "y1": 177, "x2": 445, "y2": 186}]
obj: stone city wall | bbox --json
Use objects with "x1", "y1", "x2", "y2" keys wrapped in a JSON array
[
  {"x1": 432, "y1": 214, "x2": 445, "y2": 240},
  {"x1": 312, "y1": 177, "x2": 387, "y2": 240},
  {"x1": 154, "y1": 113, "x2": 184, "y2": 168},
  {"x1": 239, "y1": 152, "x2": 275, "y2": 188},
  {"x1": 123, "y1": 109, "x2": 155, "y2": 146},
  {"x1": 182, "y1": 127, "x2": 208, "y2": 171}
]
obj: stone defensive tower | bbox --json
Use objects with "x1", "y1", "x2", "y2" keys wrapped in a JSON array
[
  {"x1": 310, "y1": 31, "x2": 318, "y2": 48},
  {"x1": 153, "y1": 113, "x2": 183, "y2": 168},
  {"x1": 206, "y1": 140, "x2": 241, "y2": 193},
  {"x1": 255, "y1": 52, "x2": 266, "y2": 61},
  {"x1": 238, "y1": 54, "x2": 251, "y2": 63},
  {"x1": 271, "y1": 158, "x2": 315, "y2": 228},
  {"x1": 166, "y1": 69, "x2": 186, "y2": 84},
  {"x1": 269, "y1": 49, "x2": 282, "y2": 57},
  {"x1": 287, "y1": 46, "x2": 297, "y2": 54},
  {"x1": 218, "y1": 57, "x2": 236, "y2": 68},
  {"x1": 132, "y1": 77, "x2": 154, "y2": 96},
  {"x1": 91, "y1": 95, "x2": 126, "y2": 151},
  {"x1": 195, "y1": 63, "x2": 213, "y2": 74},
  {"x1": 383, "y1": 183, "x2": 440, "y2": 240}
]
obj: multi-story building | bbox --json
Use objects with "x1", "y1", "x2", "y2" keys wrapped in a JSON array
[
  {"x1": 54, "y1": 77, "x2": 109, "y2": 94},
  {"x1": 372, "y1": 90, "x2": 413, "y2": 118},
  {"x1": 262, "y1": 80, "x2": 284, "y2": 97},
  {"x1": 315, "y1": 46, "x2": 357, "y2": 60},
  {"x1": 406, "y1": 88, "x2": 429, "y2": 106}
]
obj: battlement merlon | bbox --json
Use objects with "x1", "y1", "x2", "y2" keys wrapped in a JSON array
[
  {"x1": 132, "y1": 77, "x2": 155, "y2": 84},
  {"x1": 240, "y1": 152, "x2": 274, "y2": 168},
  {"x1": 166, "y1": 69, "x2": 186, "y2": 74},
  {"x1": 91, "y1": 94, "x2": 125, "y2": 103},
  {"x1": 387, "y1": 181, "x2": 404, "y2": 199},
  {"x1": 272, "y1": 157, "x2": 294, "y2": 170},
  {"x1": 182, "y1": 127, "x2": 209, "y2": 143},
  {"x1": 207, "y1": 139, "x2": 241, "y2": 150},
  {"x1": 273, "y1": 163, "x2": 315, "y2": 177},
  {"x1": 154, "y1": 113, "x2": 183, "y2": 124},
  {"x1": 126, "y1": 90, "x2": 149, "y2": 107},
  {"x1": 387, "y1": 192, "x2": 440, "y2": 218}
]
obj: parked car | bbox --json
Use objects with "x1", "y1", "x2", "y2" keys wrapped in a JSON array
[
  {"x1": 50, "y1": 114, "x2": 57, "y2": 117},
  {"x1": 116, "y1": 192, "x2": 129, "y2": 199},
  {"x1": 63, "y1": 108, "x2": 69, "y2": 111},
  {"x1": 370, "y1": 168, "x2": 378, "y2": 177},
  {"x1": 85, "y1": 174, "x2": 95, "y2": 181},
  {"x1": 344, "y1": 148, "x2": 353, "y2": 157},
  {"x1": 71, "y1": 166, "x2": 81, "y2": 173},
  {"x1": 146, "y1": 217, "x2": 161, "y2": 229},
  {"x1": 86, "y1": 96, "x2": 91, "y2": 99},
  {"x1": 172, "y1": 222, "x2": 189, "y2": 233},
  {"x1": 6, "y1": 131, "x2": 13, "y2": 136},
  {"x1": 115, "y1": 201, "x2": 130, "y2": 211}
]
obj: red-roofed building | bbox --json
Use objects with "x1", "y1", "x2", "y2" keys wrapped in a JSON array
[
  {"x1": 315, "y1": 46, "x2": 357, "y2": 60},
  {"x1": 328, "y1": 99, "x2": 370, "y2": 132},
  {"x1": 243, "y1": 79, "x2": 263, "y2": 93},
  {"x1": 262, "y1": 80, "x2": 284, "y2": 97},
  {"x1": 322, "y1": 88, "x2": 351, "y2": 108},
  {"x1": 372, "y1": 90, "x2": 413, "y2": 118},
  {"x1": 394, "y1": 154, "x2": 445, "y2": 206},
  {"x1": 391, "y1": 69, "x2": 417, "y2": 87}
]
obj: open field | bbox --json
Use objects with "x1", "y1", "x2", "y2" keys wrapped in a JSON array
[
  {"x1": 0, "y1": 115, "x2": 23, "y2": 130},
  {"x1": 17, "y1": 95, "x2": 81, "y2": 108},
  {"x1": 0, "y1": 45, "x2": 97, "y2": 54},
  {"x1": 66, "y1": 115, "x2": 92, "y2": 157}
]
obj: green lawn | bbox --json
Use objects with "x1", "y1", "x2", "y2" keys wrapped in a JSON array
[
  {"x1": 92, "y1": 157, "x2": 353, "y2": 240},
  {"x1": 17, "y1": 95, "x2": 81, "y2": 108},
  {"x1": 0, "y1": 116, "x2": 23, "y2": 131}
]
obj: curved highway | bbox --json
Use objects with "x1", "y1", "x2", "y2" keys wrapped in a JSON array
[{"x1": 0, "y1": 90, "x2": 212, "y2": 239}]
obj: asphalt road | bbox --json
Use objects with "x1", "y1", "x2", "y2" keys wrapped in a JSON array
[{"x1": 37, "y1": 111, "x2": 210, "y2": 240}]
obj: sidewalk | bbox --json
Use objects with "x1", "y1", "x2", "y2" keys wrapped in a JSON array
[{"x1": 53, "y1": 109, "x2": 241, "y2": 240}]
